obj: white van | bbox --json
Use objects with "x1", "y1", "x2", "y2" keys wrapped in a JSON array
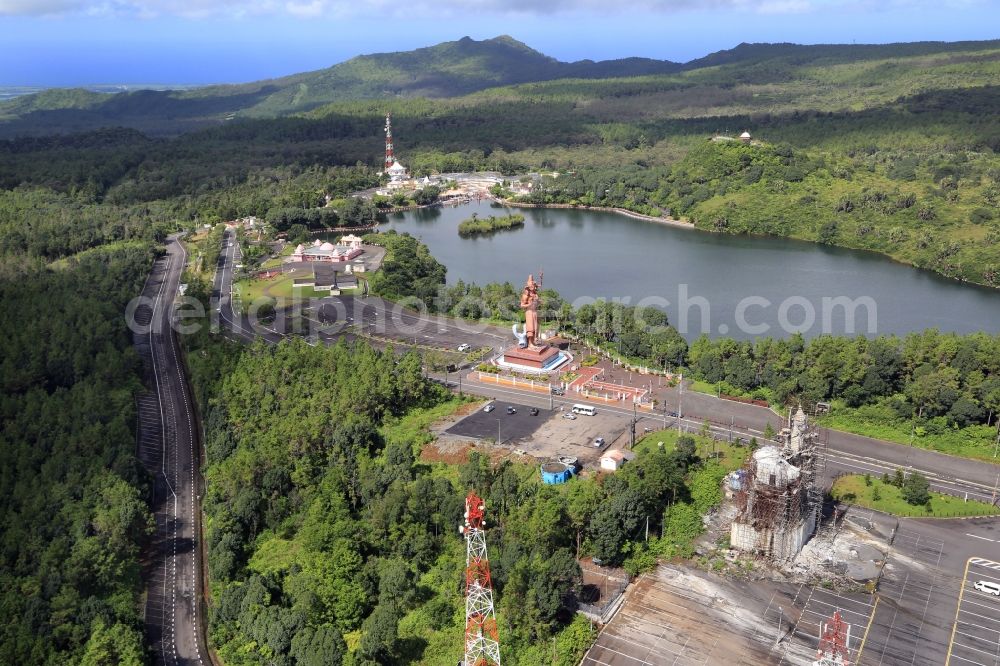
[
  {"x1": 572, "y1": 404, "x2": 596, "y2": 416},
  {"x1": 974, "y1": 580, "x2": 1000, "y2": 596}
]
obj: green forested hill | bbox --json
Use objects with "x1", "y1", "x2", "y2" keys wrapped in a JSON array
[
  {"x1": 6, "y1": 36, "x2": 1000, "y2": 138},
  {"x1": 0, "y1": 35, "x2": 681, "y2": 135}
]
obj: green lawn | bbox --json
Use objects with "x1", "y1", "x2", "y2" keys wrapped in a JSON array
[
  {"x1": 235, "y1": 272, "x2": 356, "y2": 305},
  {"x1": 819, "y1": 411, "x2": 1000, "y2": 463},
  {"x1": 831, "y1": 474, "x2": 999, "y2": 518},
  {"x1": 687, "y1": 379, "x2": 718, "y2": 395},
  {"x1": 634, "y1": 428, "x2": 749, "y2": 472},
  {"x1": 380, "y1": 397, "x2": 471, "y2": 457}
]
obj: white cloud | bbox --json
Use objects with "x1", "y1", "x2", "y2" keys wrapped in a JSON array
[{"x1": 0, "y1": 0, "x2": 983, "y2": 18}]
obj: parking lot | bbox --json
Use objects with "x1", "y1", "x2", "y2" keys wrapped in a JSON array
[
  {"x1": 860, "y1": 522, "x2": 959, "y2": 666},
  {"x1": 445, "y1": 399, "x2": 631, "y2": 466},
  {"x1": 949, "y1": 557, "x2": 1000, "y2": 666},
  {"x1": 790, "y1": 586, "x2": 876, "y2": 664},
  {"x1": 446, "y1": 400, "x2": 549, "y2": 444}
]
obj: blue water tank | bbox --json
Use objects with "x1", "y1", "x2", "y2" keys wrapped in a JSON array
[{"x1": 541, "y1": 462, "x2": 573, "y2": 484}]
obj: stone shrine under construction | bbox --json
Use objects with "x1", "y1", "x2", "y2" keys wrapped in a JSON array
[{"x1": 730, "y1": 406, "x2": 823, "y2": 560}]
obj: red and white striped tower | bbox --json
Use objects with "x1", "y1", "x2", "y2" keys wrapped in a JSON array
[
  {"x1": 813, "y1": 610, "x2": 851, "y2": 666},
  {"x1": 384, "y1": 112, "x2": 394, "y2": 171},
  {"x1": 460, "y1": 492, "x2": 501, "y2": 666}
]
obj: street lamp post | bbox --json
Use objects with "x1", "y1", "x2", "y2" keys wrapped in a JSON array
[
  {"x1": 774, "y1": 607, "x2": 784, "y2": 647},
  {"x1": 497, "y1": 418, "x2": 502, "y2": 446},
  {"x1": 677, "y1": 373, "x2": 684, "y2": 432}
]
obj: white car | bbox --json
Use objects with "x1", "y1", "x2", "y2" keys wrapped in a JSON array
[
  {"x1": 974, "y1": 580, "x2": 1000, "y2": 596},
  {"x1": 483, "y1": 404, "x2": 495, "y2": 413},
  {"x1": 561, "y1": 413, "x2": 577, "y2": 420},
  {"x1": 458, "y1": 343, "x2": 471, "y2": 352},
  {"x1": 593, "y1": 437, "x2": 606, "y2": 447}
]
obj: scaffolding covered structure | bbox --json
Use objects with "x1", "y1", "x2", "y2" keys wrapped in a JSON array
[{"x1": 731, "y1": 406, "x2": 822, "y2": 560}]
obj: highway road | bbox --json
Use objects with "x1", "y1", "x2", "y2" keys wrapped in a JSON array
[
  {"x1": 213, "y1": 230, "x2": 1000, "y2": 503},
  {"x1": 134, "y1": 235, "x2": 210, "y2": 666}
]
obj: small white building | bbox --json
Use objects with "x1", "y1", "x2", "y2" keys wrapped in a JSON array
[
  {"x1": 740, "y1": 130, "x2": 752, "y2": 144},
  {"x1": 600, "y1": 449, "x2": 635, "y2": 472},
  {"x1": 339, "y1": 234, "x2": 364, "y2": 250}
]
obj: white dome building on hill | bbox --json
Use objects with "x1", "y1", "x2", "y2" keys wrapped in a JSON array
[
  {"x1": 387, "y1": 160, "x2": 408, "y2": 182},
  {"x1": 290, "y1": 238, "x2": 363, "y2": 263}
]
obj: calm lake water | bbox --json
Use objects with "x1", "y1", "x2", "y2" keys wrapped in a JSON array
[{"x1": 372, "y1": 201, "x2": 1000, "y2": 340}]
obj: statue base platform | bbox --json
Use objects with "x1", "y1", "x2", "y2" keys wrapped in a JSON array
[{"x1": 498, "y1": 344, "x2": 568, "y2": 373}]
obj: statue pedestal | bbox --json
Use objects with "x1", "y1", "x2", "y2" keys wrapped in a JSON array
[{"x1": 501, "y1": 344, "x2": 563, "y2": 371}]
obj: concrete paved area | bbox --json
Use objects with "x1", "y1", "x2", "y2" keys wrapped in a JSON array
[{"x1": 581, "y1": 566, "x2": 815, "y2": 666}]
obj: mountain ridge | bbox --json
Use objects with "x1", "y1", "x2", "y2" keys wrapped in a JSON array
[{"x1": 3, "y1": 35, "x2": 1000, "y2": 138}]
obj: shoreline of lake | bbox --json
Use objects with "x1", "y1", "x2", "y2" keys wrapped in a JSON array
[{"x1": 365, "y1": 202, "x2": 1000, "y2": 340}]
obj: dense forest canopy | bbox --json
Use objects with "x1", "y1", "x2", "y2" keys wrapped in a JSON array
[{"x1": 0, "y1": 238, "x2": 157, "y2": 665}]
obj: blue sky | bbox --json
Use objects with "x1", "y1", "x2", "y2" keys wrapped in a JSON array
[{"x1": 0, "y1": 1, "x2": 998, "y2": 86}]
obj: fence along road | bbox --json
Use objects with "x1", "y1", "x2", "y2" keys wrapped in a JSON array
[{"x1": 133, "y1": 236, "x2": 210, "y2": 665}]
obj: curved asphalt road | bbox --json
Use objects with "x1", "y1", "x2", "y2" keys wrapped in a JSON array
[{"x1": 135, "y1": 236, "x2": 210, "y2": 666}]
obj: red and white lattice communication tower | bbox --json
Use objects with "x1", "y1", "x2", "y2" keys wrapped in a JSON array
[
  {"x1": 460, "y1": 492, "x2": 501, "y2": 666},
  {"x1": 813, "y1": 610, "x2": 851, "y2": 666},
  {"x1": 384, "y1": 112, "x2": 394, "y2": 171}
]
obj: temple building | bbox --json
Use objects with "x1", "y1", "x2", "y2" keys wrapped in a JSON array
[{"x1": 290, "y1": 239, "x2": 363, "y2": 263}]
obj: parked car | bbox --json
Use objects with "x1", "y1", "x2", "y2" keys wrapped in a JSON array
[
  {"x1": 974, "y1": 580, "x2": 1000, "y2": 596},
  {"x1": 529, "y1": 407, "x2": 539, "y2": 416},
  {"x1": 550, "y1": 386, "x2": 565, "y2": 395},
  {"x1": 561, "y1": 413, "x2": 577, "y2": 420},
  {"x1": 457, "y1": 343, "x2": 471, "y2": 352},
  {"x1": 483, "y1": 404, "x2": 495, "y2": 413},
  {"x1": 506, "y1": 406, "x2": 516, "y2": 414},
  {"x1": 593, "y1": 437, "x2": 606, "y2": 447}
]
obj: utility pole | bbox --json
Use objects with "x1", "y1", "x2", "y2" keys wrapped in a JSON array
[
  {"x1": 677, "y1": 374, "x2": 684, "y2": 432},
  {"x1": 497, "y1": 419, "x2": 501, "y2": 446},
  {"x1": 679, "y1": 373, "x2": 683, "y2": 419},
  {"x1": 630, "y1": 402, "x2": 637, "y2": 449},
  {"x1": 774, "y1": 606, "x2": 784, "y2": 648}
]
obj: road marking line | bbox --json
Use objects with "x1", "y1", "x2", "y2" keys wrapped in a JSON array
[
  {"x1": 967, "y1": 535, "x2": 999, "y2": 543},
  {"x1": 947, "y1": 557, "x2": 977, "y2": 666},
  {"x1": 855, "y1": 593, "x2": 879, "y2": 662}
]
